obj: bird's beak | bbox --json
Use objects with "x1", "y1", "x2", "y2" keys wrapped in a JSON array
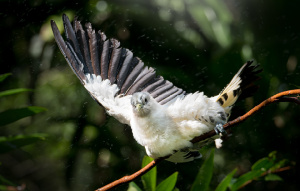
[{"x1": 136, "y1": 103, "x2": 143, "y2": 111}]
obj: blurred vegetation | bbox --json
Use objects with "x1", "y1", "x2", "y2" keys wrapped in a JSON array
[
  {"x1": 0, "y1": 0, "x2": 299, "y2": 190},
  {"x1": 131, "y1": 150, "x2": 293, "y2": 191}
]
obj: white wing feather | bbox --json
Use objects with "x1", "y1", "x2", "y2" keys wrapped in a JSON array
[
  {"x1": 84, "y1": 74, "x2": 132, "y2": 125},
  {"x1": 167, "y1": 92, "x2": 226, "y2": 139}
]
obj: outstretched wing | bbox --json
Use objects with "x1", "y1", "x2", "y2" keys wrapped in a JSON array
[{"x1": 51, "y1": 14, "x2": 186, "y2": 125}]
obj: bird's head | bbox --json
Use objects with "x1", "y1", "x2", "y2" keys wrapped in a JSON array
[{"x1": 131, "y1": 92, "x2": 152, "y2": 117}]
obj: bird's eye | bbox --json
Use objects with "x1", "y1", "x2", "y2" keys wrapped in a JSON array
[{"x1": 144, "y1": 98, "x2": 148, "y2": 103}]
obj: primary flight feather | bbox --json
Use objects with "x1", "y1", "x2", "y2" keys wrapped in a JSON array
[{"x1": 51, "y1": 14, "x2": 261, "y2": 163}]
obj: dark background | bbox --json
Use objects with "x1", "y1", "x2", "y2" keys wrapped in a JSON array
[{"x1": 0, "y1": 0, "x2": 299, "y2": 190}]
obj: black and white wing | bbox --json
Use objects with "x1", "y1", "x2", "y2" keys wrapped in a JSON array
[{"x1": 51, "y1": 14, "x2": 185, "y2": 125}]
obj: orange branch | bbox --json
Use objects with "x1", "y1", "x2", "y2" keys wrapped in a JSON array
[
  {"x1": 96, "y1": 89, "x2": 300, "y2": 191},
  {"x1": 96, "y1": 157, "x2": 167, "y2": 191}
]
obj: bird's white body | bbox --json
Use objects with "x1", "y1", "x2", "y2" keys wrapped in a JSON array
[
  {"x1": 84, "y1": 74, "x2": 228, "y2": 160},
  {"x1": 52, "y1": 15, "x2": 260, "y2": 162},
  {"x1": 130, "y1": 98, "x2": 190, "y2": 159}
]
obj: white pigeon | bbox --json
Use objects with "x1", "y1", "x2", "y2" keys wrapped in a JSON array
[{"x1": 51, "y1": 14, "x2": 261, "y2": 163}]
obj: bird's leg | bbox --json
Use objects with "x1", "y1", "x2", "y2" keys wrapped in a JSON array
[{"x1": 214, "y1": 122, "x2": 227, "y2": 136}]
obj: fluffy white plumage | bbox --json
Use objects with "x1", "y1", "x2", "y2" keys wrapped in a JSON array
[
  {"x1": 51, "y1": 15, "x2": 261, "y2": 163},
  {"x1": 83, "y1": 73, "x2": 230, "y2": 162},
  {"x1": 84, "y1": 74, "x2": 132, "y2": 125}
]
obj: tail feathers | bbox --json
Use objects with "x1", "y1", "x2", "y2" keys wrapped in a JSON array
[{"x1": 215, "y1": 60, "x2": 261, "y2": 108}]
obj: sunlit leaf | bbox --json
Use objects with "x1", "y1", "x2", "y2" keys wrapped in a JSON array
[
  {"x1": 141, "y1": 156, "x2": 156, "y2": 191},
  {"x1": 231, "y1": 170, "x2": 262, "y2": 191},
  {"x1": 0, "y1": 106, "x2": 47, "y2": 126},
  {"x1": 0, "y1": 134, "x2": 46, "y2": 153},
  {"x1": 268, "y1": 151, "x2": 277, "y2": 160},
  {"x1": 215, "y1": 168, "x2": 237, "y2": 191},
  {"x1": 0, "y1": 73, "x2": 11, "y2": 82},
  {"x1": 156, "y1": 172, "x2": 178, "y2": 191},
  {"x1": 264, "y1": 174, "x2": 283, "y2": 181},
  {"x1": 191, "y1": 149, "x2": 214, "y2": 191},
  {"x1": 0, "y1": 88, "x2": 33, "y2": 98},
  {"x1": 251, "y1": 157, "x2": 274, "y2": 171},
  {"x1": 128, "y1": 182, "x2": 143, "y2": 191}
]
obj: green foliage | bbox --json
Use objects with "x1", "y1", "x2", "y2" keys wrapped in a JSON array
[
  {"x1": 156, "y1": 172, "x2": 178, "y2": 191},
  {"x1": 0, "y1": 73, "x2": 12, "y2": 82},
  {"x1": 128, "y1": 182, "x2": 143, "y2": 191},
  {"x1": 0, "y1": 134, "x2": 46, "y2": 154},
  {"x1": 227, "y1": 151, "x2": 290, "y2": 190},
  {"x1": 0, "y1": 88, "x2": 32, "y2": 98},
  {"x1": 0, "y1": 73, "x2": 47, "y2": 189},
  {"x1": 129, "y1": 156, "x2": 178, "y2": 191},
  {"x1": 0, "y1": 175, "x2": 16, "y2": 187},
  {"x1": 191, "y1": 149, "x2": 215, "y2": 191},
  {"x1": 141, "y1": 156, "x2": 157, "y2": 191},
  {"x1": 215, "y1": 168, "x2": 237, "y2": 191},
  {"x1": 0, "y1": 106, "x2": 47, "y2": 126},
  {"x1": 264, "y1": 174, "x2": 283, "y2": 181},
  {"x1": 129, "y1": 150, "x2": 292, "y2": 191}
]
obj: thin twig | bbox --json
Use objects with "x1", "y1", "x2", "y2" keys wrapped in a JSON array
[
  {"x1": 96, "y1": 157, "x2": 167, "y2": 191},
  {"x1": 96, "y1": 89, "x2": 300, "y2": 191}
]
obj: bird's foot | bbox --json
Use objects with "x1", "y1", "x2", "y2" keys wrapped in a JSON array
[{"x1": 214, "y1": 123, "x2": 226, "y2": 136}]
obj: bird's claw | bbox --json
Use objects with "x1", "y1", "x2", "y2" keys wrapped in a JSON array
[{"x1": 214, "y1": 123, "x2": 226, "y2": 136}]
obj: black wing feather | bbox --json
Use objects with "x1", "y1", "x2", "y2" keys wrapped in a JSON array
[
  {"x1": 151, "y1": 81, "x2": 174, "y2": 98},
  {"x1": 62, "y1": 15, "x2": 82, "y2": 61},
  {"x1": 51, "y1": 14, "x2": 185, "y2": 104},
  {"x1": 117, "y1": 50, "x2": 134, "y2": 89},
  {"x1": 51, "y1": 20, "x2": 86, "y2": 82},
  {"x1": 100, "y1": 38, "x2": 110, "y2": 79},
  {"x1": 126, "y1": 67, "x2": 156, "y2": 95},
  {"x1": 74, "y1": 20, "x2": 93, "y2": 74},
  {"x1": 86, "y1": 23, "x2": 101, "y2": 76},
  {"x1": 155, "y1": 86, "x2": 178, "y2": 102},
  {"x1": 108, "y1": 39, "x2": 122, "y2": 84},
  {"x1": 121, "y1": 59, "x2": 144, "y2": 95},
  {"x1": 142, "y1": 77, "x2": 165, "y2": 93}
]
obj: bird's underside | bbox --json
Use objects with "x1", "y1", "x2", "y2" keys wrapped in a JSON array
[{"x1": 51, "y1": 14, "x2": 261, "y2": 163}]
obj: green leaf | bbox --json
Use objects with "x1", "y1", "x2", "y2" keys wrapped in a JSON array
[
  {"x1": 270, "y1": 159, "x2": 288, "y2": 171},
  {"x1": 264, "y1": 174, "x2": 283, "y2": 181},
  {"x1": 0, "y1": 134, "x2": 46, "y2": 153},
  {"x1": 156, "y1": 172, "x2": 178, "y2": 191},
  {"x1": 141, "y1": 156, "x2": 156, "y2": 191},
  {"x1": 251, "y1": 157, "x2": 274, "y2": 171},
  {"x1": 191, "y1": 149, "x2": 215, "y2": 191},
  {"x1": 215, "y1": 168, "x2": 237, "y2": 191},
  {"x1": 0, "y1": 185, "x2": 10, "y2": 191},
  {"x1": 0, "y1": 73, "x2": 11, "y2": 82},
  {"x1": 231, "y1": 170, "x2": 263, "y2": 191},
  {"x1": 0, "y1": 106, "x2": 47, "y2": 126},
  {"x1": 0, "y1": 174, "x2": 16, "y2": 186},
  {"x1": 0, "y1": 88, "x2": 32, "y2": 98},
  {"x1": 128, "y1": 182, "x2": 143, "y2": 191},
  {"x1": 268, "y1": 151, "x2": 277, "y2": 160}
]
